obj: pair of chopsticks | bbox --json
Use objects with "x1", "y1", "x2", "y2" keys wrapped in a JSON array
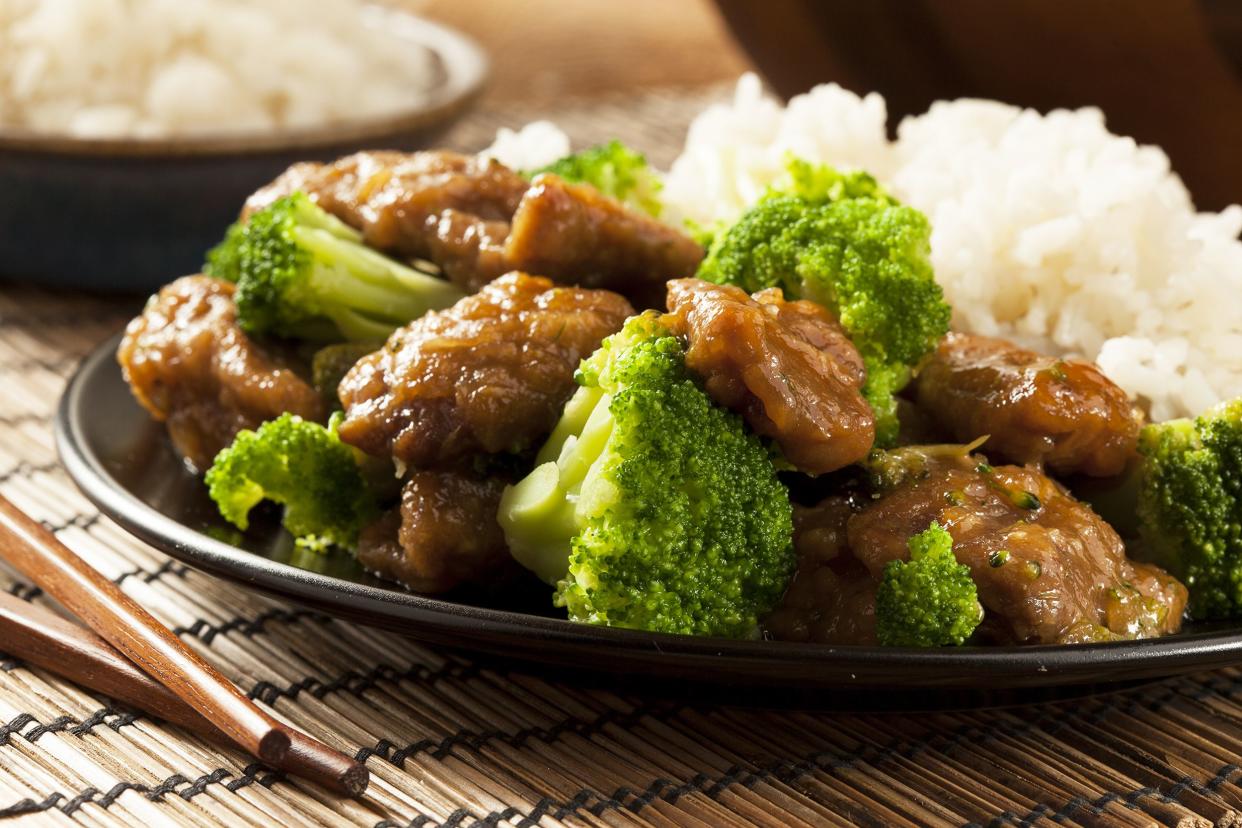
[{"x1": 0, "y1": 494, "x2": 368, "y2": 796}]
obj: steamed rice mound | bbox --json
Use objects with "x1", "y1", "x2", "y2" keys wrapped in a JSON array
[
  {"x1": 661, "y1": 74, "x2": 892, "y2": 227},
  {"x1": 891, "y1": 101, "x2": 1242, "y2": 422},
  {"x1": 657, "y1": 76, "x2": 1242, "y2": 423}
]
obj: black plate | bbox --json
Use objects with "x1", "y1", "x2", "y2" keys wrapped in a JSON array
[{"x1": 55, "y1": 333, "x2": 1242, "y2": 689}]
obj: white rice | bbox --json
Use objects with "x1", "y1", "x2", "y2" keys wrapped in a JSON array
[
  {"x1": 498, "y1": 74, "x2": 1242, "y2": 422},
  {"x1": 888, "y1": 100, "x2": 1242, "y2": 421},
  {"x1": 480, "y1": 121, "x2": 570, "y2": 171},
  {"x1": 0, "y1": 0, "x2": 439, "y2": 138},
  {"x1": 662, "y1": 73, "x2": 893, "y2": 228}
]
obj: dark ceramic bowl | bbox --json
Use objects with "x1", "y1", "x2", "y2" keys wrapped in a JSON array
[
  {"x1": 714, "y1": 0, "x2": 1242, "y2": 211},
  {"x1": 0, "y1": 11, "x2": 487, "y2": 291}
]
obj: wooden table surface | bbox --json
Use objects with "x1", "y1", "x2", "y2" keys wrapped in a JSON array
[{"x1": 419, "y1": 0, "x2": 752, "y2": 104}]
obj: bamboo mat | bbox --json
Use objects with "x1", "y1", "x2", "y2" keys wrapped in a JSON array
[{"x1": 1, "y1": 89, "x2": 1241, "y2": 828}]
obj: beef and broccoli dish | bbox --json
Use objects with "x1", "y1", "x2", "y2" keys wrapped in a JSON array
[{"x1": 117, "y1": 142, "x2": 1242, "y2": 647}]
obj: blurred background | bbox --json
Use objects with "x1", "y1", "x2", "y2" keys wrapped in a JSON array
[
  {"x1": 419, "y1": 0, "x2": 750, "y2": 107},
  {"x1": 0, "y1": 0, "x2": 751, "y2": 287},
  {"x1": 4, "y1": 0, "x2": 1242, "y2": 287},
  {"x1": 428, "y1": 0, "x2": 1242, "y2": 211}
]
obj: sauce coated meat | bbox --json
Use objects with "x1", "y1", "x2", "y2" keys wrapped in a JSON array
[
  {"x1": 355, "y1": 471, "x2": 512, "y2": 593},
  {"x1": 664, "y1": 279, "x2": 875, "y2": 474},
  {"x1": 117, "y1": 275, "x2": 325, "y2": 471},
  {"x1": 847, "y1": 456, "x2": 1187, "y2": 644},
  {"x1": 764, "y1": 497, "x2": 879, "y2": 645},
  {"x1": 506, "y1": 174, "x2": 704, "y2": 308},
  {"x1": 245, "y1": 150, "x2": 703, "y2": 304},
  {"x1": 914, "y1": 332, "x2": 1142, "y2": 477},
  {"x1": 767, "y1": 455, "x2": 1188, "y2": 645},
  {"x1": 245, "y1": 150, "x2": 525, "y2": 290},
  {"x1": 337, "y1": 272, "x2": 633, "y2": 468}
]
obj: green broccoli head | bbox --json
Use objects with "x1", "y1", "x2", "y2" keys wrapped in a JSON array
[
  {"x1": 206, "y1": 192, "x2": 463, "y2": 342},
  {"x1": 205, "y1": 413, "x2": 377, "y2": 552},
  {"x1": 875, "y1": 521, "x2": 983, "y2": 647},
  {"x1": 1137, "y1": 398, "x2": 1242, "y2": 618},
  {"x1": 204, "y1": 219, "x2": 246, "y2": 283},
  {"x1": 779, "y1": 157, "x2": 894, "y2": 203},
  {"x1": 498, "y1": 312, "x2": 795, "y2": 638},
  {"x1": 696, "y1": 159, "x2": 951, "y2": 446},
  {"x1": 531, "y1": 140, "x2": 663, "y2": 217}
]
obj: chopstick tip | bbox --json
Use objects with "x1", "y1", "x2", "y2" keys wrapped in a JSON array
[
  {"x1": 285, "y1": 730, "x2": 369, "y2": 797},
  {"x1": 258, "y1": 729, "x2": 292, "y2": 763},
  {"x1": 341, "y1": 762, "x2": 370, "y2": 797}
]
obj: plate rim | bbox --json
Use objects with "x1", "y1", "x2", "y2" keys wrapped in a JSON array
[{"x1": 54, "y1": 332, "x2": 1242, "y2": 687}]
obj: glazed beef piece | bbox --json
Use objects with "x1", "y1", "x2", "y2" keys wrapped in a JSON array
[
  {"x1": 356, "y1": 471, "x2": 512, "y2": 593},
  {"x1": 665, "y1": 279, "x2": 874, "y2": 474},
  {"x1": 337, "y1": 272, "x2": 633, "y2": 468},
  {"x1": 506, "y1": 174, "x2": 704, "y2": 308},
  {"x1": 117, "y1": 275, "x2": 325, "y2": 471},
  {"x1": 847, "y1": 455, "x2": 1187, "y2": 644},
  {"x1": 764, "y1": 497, "x2": 878, "y2": 645},
  {"x1": 913, "y1": 332, "x2": 1142, "y2": 477},
  {"x1": 245, "y1": 151, "x2": 703, "y2": 303},
  {"x1": 244, "y1": 149, "x2": 526, "y2": 291}
]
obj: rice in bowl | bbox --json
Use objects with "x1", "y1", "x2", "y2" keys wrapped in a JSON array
[{"x1": 0, "y1": 0, "x2": 441, "y2": 138}]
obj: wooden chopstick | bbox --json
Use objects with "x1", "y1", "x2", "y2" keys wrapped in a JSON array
[
  {"x1": 0, "y1": 590, "x2": 220, "y2": 735},
  {"x1": 0, "y1": 495, "x2": 368, "y2": 796},
  {"x1": 0, "y1": 592, "x2": 366, "y2": 793}
]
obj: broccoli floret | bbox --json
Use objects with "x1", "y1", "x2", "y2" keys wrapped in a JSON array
[
  {"x1": 1137, "y1": 399, "x2": 1242, "y2": 618},
  {"x1": 205, "y1": 413, "x2": 376, "y2": 552},
  {"x1": 779, "y1": 157, "x2": 894, "y2": 203},
  {"x1": 875, "y1": 521, "x2": 983, "y2": 646},
  {"x1": 206, "y1": 192, "x2": 462, "y2": 341},
  {"x1": 204, "y1": 218, "x2": 246, "y2": 282},
  {"x1": 497, "y1": 312, "x2": 794, "y2": 638},
  {"x1": 531, "y1": 140, "x2": 663, "y2": 217},
  {"x1": 696, "y1": 159, "x2": 951, "y2": 446}
]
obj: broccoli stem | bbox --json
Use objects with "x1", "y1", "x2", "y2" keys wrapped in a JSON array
[
  {"x1": 556, "y1": 392, "x2": 616, "y2": 487},
  {"x1": 536, "y1": 385, "x2": 604, "y2": 464},
  {"x1": 321, "y1": 308, "x2": 400, "y2": 345},
  {"x1": 499, "y1": 462, "x2": 577, "y2": 583},
  {"x1": 500, "y1": 386, "x2": 616, "y2": 584},
  {"x1": 293, "y1": 226, "x2": 461, "y2": 326},
  {"x1": 219, "y1": 190, "x2": 468, "y2": 343},
  {"x1": 288, "y1": 196, "x2": 362, "y2": 240}
]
